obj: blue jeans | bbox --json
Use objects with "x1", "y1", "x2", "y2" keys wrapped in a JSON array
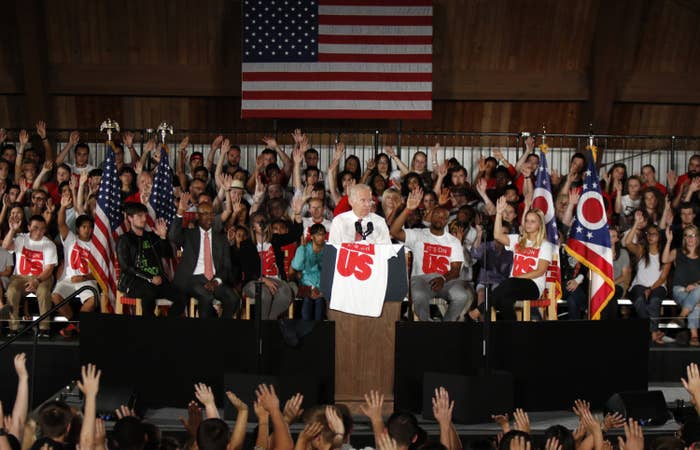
[
  {"x1": 629, "y1": 284, "x2": 666, "y2": 331},
  {"x1": 564, "y1": 284, "x2": 588, "y2": 320},
  {"x1": 673, "y1": 285, "x2": 700, "y2": 330},
  {"x1": 302, "y1": 297, "x2": 326, "y2": 321}
]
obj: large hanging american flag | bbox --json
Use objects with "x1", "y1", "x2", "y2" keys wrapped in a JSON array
[
  {"x1": 241, "y1": 0, "x2": 433, "y2": 119},
  {"x1": 88, "y1": 141, "x2": 123, "y2": 309},
  {"x1": 532, "y1": 146, "x2": 562, "y2": 300},
  {"x1": 565, "y1": 147, "x2": 615, "y2": 320}
]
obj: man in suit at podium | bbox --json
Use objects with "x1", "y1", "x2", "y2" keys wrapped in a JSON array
[
  {"x1": 328, "y1": 184, "x2": 391, "y2": 244},
  {"x1": 168, "y1": 200, "x2": 240, "y2": 319}
]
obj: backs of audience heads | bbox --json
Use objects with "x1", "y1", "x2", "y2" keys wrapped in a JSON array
[
  {"x1": 498, "y1": 431, "x2": 532, "y2": 450},
  {"x1": 110, "y1": 416, "x2": 146, "y2": 450},
  {"x1": 543, "y1": 425, "x2": 574, "y2": 450},
  {"x1": 416, "y1": 443, "x2": 448, "y2": 450},
  {"x1": 37, "y1": 400, "x2": 73, "y2": 440},
  {"x1": 386, "y1": 411, "x2": 427, "y2": 449},
  {"x1": 195, "y1": 418, "x2": 229, "y2": 450},
  {"x1": 303, "y1": 405, "x2": 343, "y2": 445},
  {"x1": 679, "y1": 416, "x2": 700, "y2": 447},
  {"x1": 650, "y1": 436, "x2": 685, "y2": 450}
]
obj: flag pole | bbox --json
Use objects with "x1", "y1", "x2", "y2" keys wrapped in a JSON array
[{"x1": 586, "y1": 132, "x2": 595, "y2": 320}]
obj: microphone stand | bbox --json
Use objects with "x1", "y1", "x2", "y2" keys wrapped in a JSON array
[
  {"x1": 479, "y1": 238, "x2": 493, "y2": 376},
  {"x1": 254, "y1": 226, "x2": 265, "y2": 373}
]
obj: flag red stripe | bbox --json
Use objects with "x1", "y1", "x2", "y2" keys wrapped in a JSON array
[
  {"x1": 320, "y1": 0, "x2": 433, "y2": 6},
  {"x1": 319, "y1": 15, "x2": 432, "y2": 26},
  {"x1": 318, "y1": 53, "x2": 432, "y2": 63},
  {"x1": 243, "y1": 72, "x2": 432, "y2": 82},
  {"x1": 318, "y1": 35, "x2": 432, "y2": 44},
  {"x1": 566, "y1": 239, "x2": 614, "y2": 275},
  {"x1": 242, "y1": 90, "x2": 432, "y2": 100},
  {"x1": 241, "y1": 109, "x2": 432, "y2": 119}
]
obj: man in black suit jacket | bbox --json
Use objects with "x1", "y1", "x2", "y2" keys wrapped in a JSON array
[
  {"x1": 168, "y1": 199, "x2": 240, "y2": 318},
  {"x1": 117, "y1": 202, "x2": 186, "y2": 317}
]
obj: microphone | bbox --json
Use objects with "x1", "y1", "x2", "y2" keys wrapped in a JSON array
[
  {"x1": 365, "y1": 221, "x2": 374, "y2": 237},
  {"x1": 355, "y1": 220, "x2": 364, "y2": 237}
]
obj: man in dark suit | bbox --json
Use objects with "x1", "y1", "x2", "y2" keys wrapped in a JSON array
[
  {"x1": 169, "y1": 196, "x2": 240, "y2": 318},
  {"x1": 117, "y1": 202, "x2": 186, "y2": 317}
]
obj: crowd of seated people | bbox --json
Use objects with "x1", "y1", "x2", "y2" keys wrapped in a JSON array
[
  {"x1": 0, "y1": 124, "x2": 699, "y2": 342},
  {"x1": 4, "y1": 354, "x2": 700, "y2": 450}
]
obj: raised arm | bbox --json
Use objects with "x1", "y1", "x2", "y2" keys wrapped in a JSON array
[
  {"x1": 390, "y1": 188, "x2": 422, "y2": 242},
  {"x1": 623, "y1": 211, "x2": 645, "y2": 258},
  {"x1": 77, "y1": 364, "x2": 101, "y2": 450},
  {"x1": 55, "y1": 130, "x2": 79, "y2": 165},
  {"x1": 515, "y1": 136, "x2": 535, "y2": 174},
  {"x1": 57, "y1": 192, "x2": 72, "y2": 241},
  {"x1": 15, "y1": 129, "x2": 28, "y2": 178},
  {"x1": 206, "y1": 135, "x2": 224, "y2": 172},
  {"x1": 493, "y1": 197, "x2": 511, "y2": 246},
  {"x1": 194, "y1": 383, "x2": 219, "y2": 419},
  {"x1": 360, "y1": 158, "x2": 375, "y2": 185},
  {"x1": 360, "y1": 391, "x2": 386, "y2": 447},
  {"x1": 33, "y1": 161, "x2": 54, "y2": 191},
  {"x1": 385, "y1": 146, "x2": 409, "y2": 176},
  {"x1": 561, "y1": 188, "x2": 580, "y2": 228},
  {"x1": 9, "y1": 354, "x2": 28, "y2": 441},
  {"x1": 327, "y1": 142, "x2": 344, "y2": 205},
  {"x1": 226, "y1": 392, "x2": 248, "y2": 450},
  {"x1": 662, "y1": 226, "x2": 677, "y2": 264},
  {"x1": 475, "y1": 178, "x2": 496, "y2": 216},
  {"x1": 36, "y1": 121, "x2": 54, "y2": 161},
  {"x1": 123, "y1": 131, "x2": 139, "y2": 164},
  {"x1": 176, "y1": 136, "x2": 190, "y2": 189},
  {"x1": 214, "y1": 138, "x2": 229, "y2": 188},
  {"x1": 433, "y1": 162, "x2": 447, "y2": 196},
  {"x1": 292, "y1": 146, "x2": 304, "y2": 193},
  {"x1": 256, "y1": 384, "x2": 293, "y2": 450}
]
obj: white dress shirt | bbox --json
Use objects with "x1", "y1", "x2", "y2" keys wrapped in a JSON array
[
  {"x1": 328, "y1": 211, "x2": 391, "y2": 245},
  {"x1": 193, "y1": 227, "x2": 222, "y2": 283}
]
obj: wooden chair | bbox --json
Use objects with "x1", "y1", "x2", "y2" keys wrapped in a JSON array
[
  {"x1": 242, "y1": 295, "x2": 295, "y2": 320},
  {"x1": 188, "y1": 297, "x2": 229, "y2": 318},
  {"x1": 115, "y1": 292, "x2": 171, "y2": 316}
]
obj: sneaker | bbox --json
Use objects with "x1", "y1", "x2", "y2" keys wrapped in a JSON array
[
  {"x1": 59, "y1": 324, "x2": 79, "y2": 339},
  {"x1": 5, "y1": 329, "x2": 19, "y2": 339}
]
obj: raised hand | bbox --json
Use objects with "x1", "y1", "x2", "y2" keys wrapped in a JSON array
[
  {"x1": 0, "y1": 128, "x2": 6, "y2": 144},
  {"x1": 477, "y1": 177, "x2": 487, "y2": 193},
  {"x1": 496, "y1": 196, "x2": 507, "y2": 215},
  {"x1": 298, "y1": 422, "x2": 324, "y2": 444},
  {"x1": 509, "y1": 435, "x2": 531, "y2": 450},
  {"x1": 568, "y1": 187, "x2": 580, "y2": 207},
  {"x1": 68, "y1": 130, "x2": 80, "y2": 146},
  {"x1": 580, "y1": 408, "x2": 602, "y2": 436},
  {"x1": 36, "y1": 121, "x2": 47, "y2": 139},
  {"x1": 376, "y1": 430, "x2": 398, "y2": 450},
  {"x1": 513, "y1": 408, "x2": 530, "y2": 433},
  {"x1": 77, "y1": 364, "x2": 101, "y2": 398},
  {"x1": 437, "y1": 161, "x2": 448, "y2": 177},
  {"x1": 261, "y1": 136, "x2": 278, "y2": 148},
  {"x1": 144, "y1": 139, "x2": 156, "y2": 155},
  {"x1": 617, "y1": 418, "x2": 644, "y2": 450},
  {"x1": 178, "y1": 192, "x2": 191, "y2": 212},
  {"x1": 178, "y1": 401, "x2": 202, "y2": 439},
  {"x1": 221, "y1": 138, "x2": 231, "y2": 155},
  {"x1": 194, "y1": 383, "x2": 216, "y2": 408},
  {"x1": 406, "y1": 188, "x2": 423, "y2": 210},
  {"x1": 226, "y1": 391, "x2": 248, "y2": 412},
  {"x1": 493, "y1": 148, "x2": 504, "y2": 161},
  {"x1": 633, "y1": 210, "x2": 646, "y2": 228},
  {"x1": 14, "y1": 353, "x2": 27, "y2": 379},
  {"x1": 178, "y1": 136, "x2": 190, "y2": 152},
  {"x1": 682, "y1": 362, "x2": 700, "y2": 400},
  {"x1": 253, "y1": 399, "x2": 269, "y2": 423},
  {"x1": 384, "y1": 146, "x2": 396, "y2": 158},
  {"x1": 42, "y1": 160, "x2": 54, "y2": 173},
  {"x1": 18, "y1": 129, "x2": 29, "y2": 146},
  {"x1": 255, "y1": 384, "x2": 280, "y2": 413},
  {"x1": 211, "y1": 135, "x2": 224, "y2": 150},
  {"x1": 572, "y1": 399, "x2": 591, "y2": 417},
  {"x1": 544, "y1": 437, "x2": 561, "y2": 450},
  {"x1": 154, "y1": 218, "x2": 168, "y2": 239},
  {"x1": 282, "y1": 393, "x2": 304, "y2": 424},
  {"x1": 359, "y1": 390, "x2": 384, "y2": 423},
  {"x1": 431, "y1": 387, "x2": 454, "y2": 426},
  {"x1": 95, "y1": 418, "x2": 106, "y2": 445},
  {"x1": 115, "y1": 405, "x2": 136, "y2": 419},
  {"x1": 602, "y1": 412, "x2": 625, "y2": 431},
  {"x1": 333, "y1": 142, "x2": 345, "y2": 161},
  {"x1": 292, "y1": 147, "x2": 304, "y2": 164},
  {"x1": 366, "y1": 158, "x2": 376, "y2": 171},
  {"x1": 123, "y1": 131, "x2": 135, "y2": 148},
  {"x1": 491, "y1": 413, "x2": 510, "y2": 432},
  {"x1": 325, "y1": 405, "x2": 344, "y2": 437},
  {"x1": 525, "y1": 136, "x2": 535, "y2": 152}
]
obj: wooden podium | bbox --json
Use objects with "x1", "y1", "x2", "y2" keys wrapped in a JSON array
[{"x1": 321, "y1": 245, "x2": 408, "y2": 410}]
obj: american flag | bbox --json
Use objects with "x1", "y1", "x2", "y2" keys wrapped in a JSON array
[
  {"x1": 565, "y1": 148, "x2": 615, "y2": 320},
  {"x1": 87, "y1": 141, "x2": 122, "y2": 309},
  {"x1": 241, "y1": 0, "x2": 433, "y2": 119},
  {"x1": 532, "y1": 147, "x2": 562, "y2": 300},
  {"x1": 150, "y1": 146, "x2": 176, "y2": 227}
]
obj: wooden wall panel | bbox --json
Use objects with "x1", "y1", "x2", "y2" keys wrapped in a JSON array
[
  {"x1": 611, "y1": 104, "x2": 700, "y2": 136},
  {"x1": 0, "y1": 96, "x2": 26, "y2": 128}
]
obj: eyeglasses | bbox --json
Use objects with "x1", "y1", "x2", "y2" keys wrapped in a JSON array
[{"x1": 685, "y1": 234, "x2": 698, "y2": 238}]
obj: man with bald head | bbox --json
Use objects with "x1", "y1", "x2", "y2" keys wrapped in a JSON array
[
  {"x1": 329, "y1": 184, "x2": 391, "y2": 244},
  {"x1": 169, "y1": 196, "x2": 240, "y2": 318}
]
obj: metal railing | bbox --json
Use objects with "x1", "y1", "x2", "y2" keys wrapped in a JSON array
[{"x1": 2, "y1": 128, "x2": 700, "y2": 185}]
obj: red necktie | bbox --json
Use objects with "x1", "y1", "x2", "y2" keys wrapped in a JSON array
[
  {"x1": 203, "y1": 231, "x2": 214, "y2": 280},
  {"x1": 355, "y1": 219, "x2": 362, "y2": 241}
]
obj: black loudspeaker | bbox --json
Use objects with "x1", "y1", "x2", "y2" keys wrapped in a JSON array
[
  {"x1": 605, "y1": 390, "x2": 669, "y2": 425},
  {"x1": 422, "y1": 371, "x2": 514, "y2": 424},
  {"x1": 223, "y1": 373, "x2": 320, "y2": 421},
  {"x1": 96, "y1": 386, "x2": 137, "y2": 419}
]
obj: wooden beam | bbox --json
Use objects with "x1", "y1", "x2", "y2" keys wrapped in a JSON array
[
  {"x1": 49, "y1": 64, "x2": 242, "y2": 97},
  {"x1": 579, "y1": 0, "x2": 650, "y2": 133},
  {"x1": 618, "y1": 72, "x2": 700, "y2": 104},
  {"x1": 432, "y1": 71, "x2": 589, "y2": 101},
  {"x1": 15, "y1": 0, "x2": 50, "y2": 123},
  {"x1": 0, "y1": 67, "x2": 21, "y2": 94}
]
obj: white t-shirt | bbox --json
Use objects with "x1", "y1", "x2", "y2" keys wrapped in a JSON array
[
  {"x1": 620, "y1": 195, "x2": 641, "y2": 216},
  {"x1": 329, "y1": 243, "x2": 398, "y2": 317},
  {"x1": 631, "y1": 252, "x2": 661, "y2": 288},
  {"x1": 12, "y1": 233, "x2": 58, "y2": 276},
  {"x1": 403, "y1": 229, "x2": 464, "y2": 277},
  {"x1": 61, "y1": 231, "x2": 95, "y2": 280},
  {"x1": 69, "y1": 163, "x2": 96, "y2": 179},
  {"x1": 505, "y1": 235, "x2": 554, "y2": 296},
  {"x1": 328, "y1": 211, "x2": 391, "y2": 245},
  {"x1": 301, "y1": 217, "x2": 332, "y2": 243}
]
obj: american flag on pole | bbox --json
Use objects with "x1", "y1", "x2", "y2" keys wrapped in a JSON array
[
  {"x1": 532, "y1": 146, "x2": 562, "y2": 300},
  {"x1": 565, "y1": 147, "x2": 615, "y2": 320},
  {"x1": 241, "y1": 0, "x2": 433, "y2": 119},
  {"x1": 150, "y1": 146, "x2": 176, "y2": 227},
  {"x1": 88, "y1": 141, "x2": 122, "y2": 309}
]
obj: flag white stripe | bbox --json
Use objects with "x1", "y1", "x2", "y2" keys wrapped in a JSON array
[
  {"x1": 318, "y1": 44, "x2": 431, "y2": 54},
  {"x1": 243, "y1": 81, "x2": 431, "y2": 91},
  {"x1": 242, "y1": 62, "x2": 432, "y2": 72},
  {"x1": 319, "y1": 25, "x2": 432, "y2": 36},
  {"x1": 242, "y1": 99, "x2": 432, "y2": 110},
  {"x1": 318, "y1": 5, "x2": 432, "y2": 16}
]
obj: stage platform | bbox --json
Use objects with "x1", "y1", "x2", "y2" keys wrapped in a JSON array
[{"x1": 0, "y1": 315, "x2": 696, "y2": 446}]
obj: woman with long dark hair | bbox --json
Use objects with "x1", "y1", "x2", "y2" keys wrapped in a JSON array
[
  {"x1": 624, "y1": 211, "x2": 671, "y2": 344},
  {"x1": 663, "y1": 224, "x2": 700, "y2": 346},
  {"x1": 468, "y1": 197, "x2": 554, "y2": 321}
]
